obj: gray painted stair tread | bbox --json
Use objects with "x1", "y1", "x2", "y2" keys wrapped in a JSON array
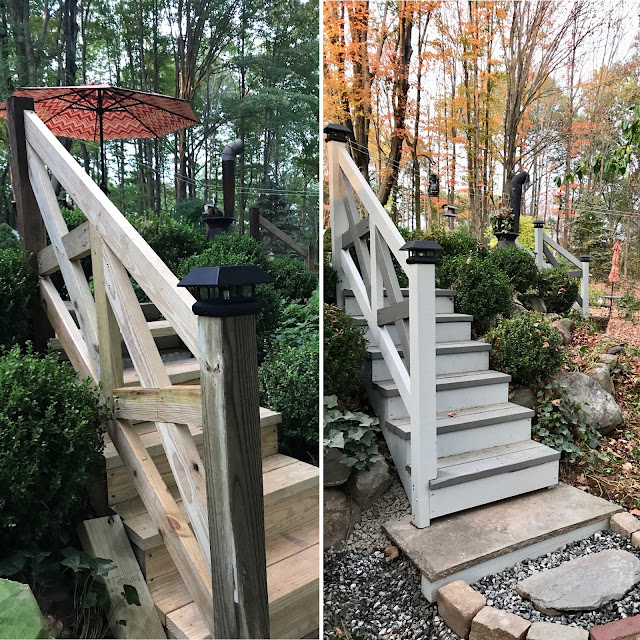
[
  {"x1": 385, "y1": 403, "x2": 535, "y2": 440},
  {"x1": 343, "y1": 288, "x2": 456, "y2": 298},
  {"x1": 351, "y1": 313, "x2": 472, "y2": 326},
  {"x1": 372, "y1": 370, "x2": 511, "y2": 397},
  {"x1": 430, "y1": 440, "x2": 560, "y2": 490},
  {"x1": 367, "y1": 340, "x2": 491, "y2": 360},
  {"x1": 383, "y1": 483, "x2": 622, "y2": 582}
]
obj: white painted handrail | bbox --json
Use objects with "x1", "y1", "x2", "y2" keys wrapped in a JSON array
[{"x1": 326, "y1": 126, "x2": 437, "y2": 527}]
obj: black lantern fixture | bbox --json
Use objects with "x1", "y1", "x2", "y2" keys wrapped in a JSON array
[
  {"x1": 202, "y1": 201, "x2": 235, "y2": 241},
  {"x1": 400, "y1": 240, "x2": 443, "y2": 264},
  {"x1": 428, "y1": 173, "x2": 440, "y2": 197},
  {"x1": 177, "y1": 265, "x2": 274, "y2": 317},
  {"x1": 442, "y1": 203, "x2": 458, "y2": 230}
]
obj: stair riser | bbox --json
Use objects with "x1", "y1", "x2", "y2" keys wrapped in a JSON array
[
  {"x1": 362, "y1": 321, "x2": 471, "y2": 346},
  {"x1": 381, "y1": 422, "x2": 412, "y2": 498},
  {"x1": 370, "y1": 350, "x2": 489, "y2": 381},
  {"x1": 344, "y1": 295, "x2": 454, "y2": 316},
  {"x1": 107, "y1": 426, "x2": 278, "y2": 505},
  {"x1": 370, "y1": 381, "x2": 510, "y2": 420},
  {"x1": 429, "y1": 461, "x2": 559, "y2": 519}
]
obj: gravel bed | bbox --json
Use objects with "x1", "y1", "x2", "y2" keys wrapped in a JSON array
[
  {"x1": 323, "y1": 475, "x2": 461, "y2": 640},
  {"x1": 473, "y1": 529, "x2": 640, "y2": 629}
]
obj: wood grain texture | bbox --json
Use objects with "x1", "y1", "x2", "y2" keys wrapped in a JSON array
[
  {"x1": 77, "y1": 515, "x2": 166, "y2": 639},
  {"x1": 38, "y1": 221, "x2": 91, "y2": 275},
  {"x1": 199, "y1": 314, "x2": 270, "y2": 639},
  {"x1": 106, "y1": 418, "x2": 214, "y2": 632},
  {"x1": 26, "y1": 149, "x2": 101, "y2": 376},
  {"x1": 100, "y1": 243, "x2": 211, "y2": 569},
  {"x1": 6, "y1": 98, "x2": 51, "y2": 350},
  {"x1": 23, "y1": 111, "x2": 200, "y2": 356},
  {"x1": 40, "y1": 277, "x2": 97, "y2": 382}
]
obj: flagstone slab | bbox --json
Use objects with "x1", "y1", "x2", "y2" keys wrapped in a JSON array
[{"x1": 516, "y1": 550, "x2": 640, "y2": 615}]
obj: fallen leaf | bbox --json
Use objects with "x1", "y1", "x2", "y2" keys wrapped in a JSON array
[
  {"x1": 623, "y1": 462, "x2": 634, "y2": 472},
  {"x1": 577, "y1": 485, "x2": 589, "y2": 491},
  {"x1": 384, "y1": 545, "x2": 399, "y2": 563},
  {"x1": 576, "y1": 474, "x2": 586, "y2": 484},
  {"x1": 630, "y1": 509, "x2": 640, "y2": 516},
  {"x1": 448, "y1": 411, "x2": 457, "y2": 417}
]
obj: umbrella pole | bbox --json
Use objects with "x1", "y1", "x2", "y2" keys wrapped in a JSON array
[{"x1": 99, "y1": 111, "x2": 109, "y2": 195}]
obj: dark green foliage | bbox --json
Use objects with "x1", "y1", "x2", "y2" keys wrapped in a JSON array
[
  {"x1": 0, "y1": 249, "x2": 36, "y2": 349},
  {"x1": 178, "y1": 233, "x2": 281, "y2": 355},
  {"x1": 175, "y1": 197, "x2": 206, "y2": 225},
  {"x1": 62, "y1": 207, "x2": 88, "y2": 231},
  {"x1": 324, "y1": 304, "x2": 367, "y2": 398},
  {"x1": 438, "y1": 254, "x2": 514, "y2": 334},
  {"x1": 486, "y1": 245, "x2": 539, "y2": 294},
  {"x1": 267, "y1": 256, "x2": 317, "y2": 304},
  {"x1": 259, "y1": 298, "x2": 319, "y2": 462},
  {"x1": 536, "y1": 268, "x2": 580, "y2": 314},
  {"x1": 324, "y1": 254, "x2": 338, "y2": 304},
  {"x1": 0, "y1": 346, "x2": 108, "y2": 552},
  {"x1": 399, "y1": 226, "x2": 486, "y2": 260},
  {"x1": 0, "y1": 223, "x2": 19, "y2": 250},
  {"x1": 533, "y1": 381, "x2": 601, "y2": 460},
  {"x1": 487, "y1": 313, "x2": 564, "y2": 386},
  {"x1": 130, "y1": 213, "x2": 207, "y2": 274}
]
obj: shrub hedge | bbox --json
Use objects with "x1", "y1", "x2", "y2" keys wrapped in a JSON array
[
  {"x1": 267, "y1": 256, "x2": 317, "y2": 304},
  {"x1": 536, "y1": 268, "x2": 580, "y2": 314},
  {"x1": 0, "y1": 249, "x2": 36, "y2": 350},
  {"x1": 486, "y1": 245, "x2": 539, "y2": 294}
]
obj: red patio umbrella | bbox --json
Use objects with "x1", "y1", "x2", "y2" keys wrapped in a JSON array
[{"x1": 0, "y1": 84, "x2": 200, "y2": 192}]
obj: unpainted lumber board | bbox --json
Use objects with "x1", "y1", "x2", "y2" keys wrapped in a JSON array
[
  {"x1": 38, "y1": 221, "x2": 91, "y2": 275},
  {"x1": 77, "y1": 515, "x2": 166, "y2": 639},
  {"x1": 122, "y1": 359, "x2": 201, "y2": 386}
]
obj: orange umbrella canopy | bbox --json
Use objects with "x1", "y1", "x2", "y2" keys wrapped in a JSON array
[
  {"x1": 609, "y1": 241, "x2": 621, "y2": 284},
  {"x1": 0, "y1": 85, "x2": 200, "y2": 141}
]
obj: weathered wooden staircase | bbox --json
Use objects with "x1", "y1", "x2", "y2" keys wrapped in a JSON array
[
  {"x1": 325, "y1": 123, "x2": 559, "y2": 528},
  {"x1": 8, "y1": 97, "x2": 319, "y2": 639}
]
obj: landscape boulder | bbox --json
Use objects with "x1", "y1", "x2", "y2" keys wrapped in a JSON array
[
  {"x1": 607, "y1": 344, "x2": 625, "y2": 355},
  {"x1": 510, "y1": 386, "x2": 537, "y2": 410},
  {"x1": 516, "y1": 549, "x2": 640, "y2": 615},
  {"x1": 324, "y1": 447, "x2": 352, "y2": 487},
  {"x1": 552, "y1": 371, "x2": 623, "y2": 435},
  {"x1": 323, "y1": 489, "x2": 361, "y2": 550},
  {"x1": 529, "y1": 297, "x2": 547, "y2": 314},
  {"x1": 597, "y1": 353, "x2": 618, "y2": 369},
  {"x1": 590, "y1": 367, "x2": 615, "y2": 396},
  {"x1": 551, "y1": 320, "x2": 573, "y2": 346},
  {"x1": 347, "y1": 459, "x2": 392, "y2": 509}
]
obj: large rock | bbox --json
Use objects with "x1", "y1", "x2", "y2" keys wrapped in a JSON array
[
  {"x1": 608, "y1": 345, "x2": 625, "y2": 355},
  {"x1": 553, "y1": 371, "x2": 623, "y2": 435},
  {"x1": 516, "y1": 550, "x2": 640, "y2": 615},
  {"x1": 324, "y1": 448, "x2": 352, "y2": 487},
  {"x1": 597, "y1": 353, "x2": 618, "y2": 369},
  {"x1": 530, "y1": 297, "x2": 547, "y2": 314},
  {"x1": 510, "y1": 386, "x2": 537, "y2": 410},
  {"x1": 347, "y1": 459, "x2": 392, "y2": 509},
  {"x1": 437, "y1": 580, "x2": 486, "y2": 638},
  {"x1": 552, "y1": 320, "x2": 573, "y2": 346},
  {"x1": 527, "y1": 622, "x2": 588, "y2": 639},
  {"x1": 590, "y1": 367, "x2": 615, "y2": 396},
  {"x1": 323, "y1": 489, "x2": 361, "y2": 551},
  {"x1": 469, "y1": 606, "x2": 530, "y2": 640}
]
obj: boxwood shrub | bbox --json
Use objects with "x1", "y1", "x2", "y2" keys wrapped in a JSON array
[
  {"x1": 536, "y1": 268, "x2": 580, "y2": 314},
  {"x1": 487, "y1": 313, "x2": 564, "y2": 386},
  {"x1": 438, "y1": 254, "x2": 514, "y2": 334},
  {"x1": 0, "y1": 346, "x2": 108, "y2": 551},
  {"x1": 486, "y1": 245, "x2": 539, "y2": 295},
  {"x1": 0, "y1": 249, "x2": 36, "y2": 350},
  {"x1": 267, "y1": 256, "x2": 317, "y2": 304},
  {"x1": 324, "y1": 304, "x2": 367, "y2": 398}
]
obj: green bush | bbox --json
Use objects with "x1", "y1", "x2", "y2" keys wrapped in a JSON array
[
  {"x1": 179, "y1": 234, "x2": 281, "y2": 355},
  {"x1": 267, "y1": 256, "x2": 317, "y2": 304},
  {"x1": 399, "y1": 227, "x2": 486, "y2": 260},
  {"x1": 487, "y1": 313, "x2": 564, "y2": 386},
  {"x1": 130, "y1": 213, "x2": 207, "y2": 274},
  {"x1": 438, "y1": 254, "x2": 514, "y2": 334},
  {"x1": 0, "y1": 346, "x2": 108, "y2": 551},
  {"x1": 274, "y1": 289, "x2": 319, "y2": 349},
  {"x1": 536, "y1": 268, "x2": 580, "y2": 314},
  {"x1": 259, "y1": 336, "x2": 319, "y2": 463},
  {"x1": 324, "y1": 304, "x2": 367, "y2": 398},
  {"x1": 0, "y1": 249, "x2": 36, "y2": 350},
  {"x1": 486, "y1": 245, "x2": 539, "y2": 294},
  {"x1": 62, "y1": 207, "x2": 88, "y2": 231},
  {"x1": 0, "y1": 224, "x2": 19, "y2": 250},
  {"x1": 175, "y1": 197, "x2": 206, "y2": 225},
  {"x1": 324, "y1": 254, "x2": 338, "y2": 304}
]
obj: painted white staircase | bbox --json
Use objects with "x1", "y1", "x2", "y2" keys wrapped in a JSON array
[{"x1": 345, "y1": 287, "x2": 560, "y2": 520}]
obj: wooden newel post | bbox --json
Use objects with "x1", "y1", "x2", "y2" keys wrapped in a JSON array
[
  {"x1": 178, "y1": 265, "x2": 273, "y2": 639},
  {"x1": 249, "y1": 207, "x2": 260, "y2": 242},
  {"x1": 6, "y1": 96, "x2": 52, "y2": 351}
]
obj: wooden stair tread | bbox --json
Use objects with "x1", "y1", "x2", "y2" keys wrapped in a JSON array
[
  {"x1": 123, "y1": 357, "x2": 201, "y2": 386},
  {"x1": 103, "y1": 406, "x2": 282, "y2": 470},
  {"x1": 385, "y1": 402, "x2": 535, "y2": 441},
  {"x1": 114, "y1": 454, "x2": 319, "y2": 550},
  {"x1": 163, "y1": 540, "x2": 320, "y2": 638}
]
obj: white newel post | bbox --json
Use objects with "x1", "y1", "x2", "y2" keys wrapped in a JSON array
[
  {"x1": 325, "y1": 124, "x2": 353, "y2": 309},
  {"x1": 401, "y1": 241, "x2": 443, "y2": 529},
  {"x1": 534, "y1": 220, "x2": 544, "y2": 269},
  {"x1": 580, "y1": 254, "x2": 591, "y2": 318}
]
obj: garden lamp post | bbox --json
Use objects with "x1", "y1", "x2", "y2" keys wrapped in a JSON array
[
  {"x1": 441, "y1": 204, "x2": 458, "y2": 230},
  {"x1": 178, "y1": 265, "x2": 274, "y2": 638}
]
